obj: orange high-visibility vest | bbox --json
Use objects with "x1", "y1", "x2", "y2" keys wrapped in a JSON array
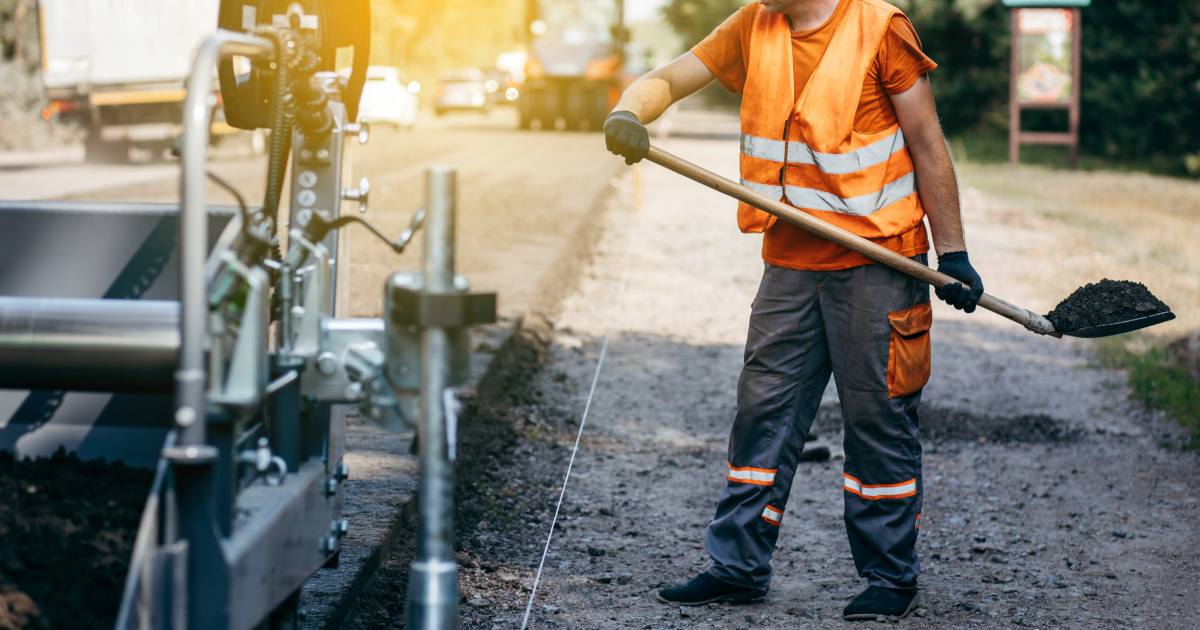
[{"x1": 737, "y1": 0, "x2": 923, "y2": 238}]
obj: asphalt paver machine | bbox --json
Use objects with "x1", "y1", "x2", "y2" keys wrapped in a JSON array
[{"x1": 0, "y1": 1, "x2": 492, "y2": 628}]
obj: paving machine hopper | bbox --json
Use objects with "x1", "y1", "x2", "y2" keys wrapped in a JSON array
[{"x1": 0, "y1": 2, "x2": 494, "y2": 628}]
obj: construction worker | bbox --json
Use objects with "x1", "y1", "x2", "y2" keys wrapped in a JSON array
[{"x1": 603, "y1": 0, "x2": 983, "y2": 621}]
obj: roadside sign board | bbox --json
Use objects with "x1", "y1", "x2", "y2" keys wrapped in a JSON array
[
  {"x1": 1003, "y1": 1, "x2": 1088, "y2": 169},
  {"x1": 1016, "y1": 8, "x2": 1074, "y2": 104}
]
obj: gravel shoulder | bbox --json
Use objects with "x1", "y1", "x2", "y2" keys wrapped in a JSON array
[{"x1": 347, "y1": 123, "x2": 1200, "y2": 630}]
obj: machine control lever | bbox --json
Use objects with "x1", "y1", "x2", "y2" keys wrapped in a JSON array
[
  {"x1": 296, "y1": 208, "x2": 423, "y2": 257},
  {"x1": 342, "y1": 177, "x2": 370, "y2": 213}
]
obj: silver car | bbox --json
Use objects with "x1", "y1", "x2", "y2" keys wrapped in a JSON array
[{"x1": 434, "y1": 69, "x2": 489, "y2": 115}]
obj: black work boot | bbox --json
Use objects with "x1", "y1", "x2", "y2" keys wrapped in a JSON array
[
  {"x1": 657, "y1": 572, "x2": 767, "y2": 606},
  {"x1": 842, "y1": 585, "x2": 921, "y2": 621}
]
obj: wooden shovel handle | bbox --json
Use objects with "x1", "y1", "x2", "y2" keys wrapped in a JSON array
[{"x1": 644, "y1": 146, "x2": 1060, "y2": 337}]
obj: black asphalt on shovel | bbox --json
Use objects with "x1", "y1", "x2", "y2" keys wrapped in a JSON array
[{"x1": 643, "y1": 145, "x2": 1175, "y2": 339}]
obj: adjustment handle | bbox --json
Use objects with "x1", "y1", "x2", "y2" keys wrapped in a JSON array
[
  {"x1": 342, "y1": 177, "x2": 370, "y2": 213},
  {"x1": 345, "y1": 119, "x2": 370, "y2": 145}
]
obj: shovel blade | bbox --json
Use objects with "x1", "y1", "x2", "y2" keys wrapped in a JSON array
[{"x1": 1060, "y1": 311, "x2": 1176, "y2": 339}]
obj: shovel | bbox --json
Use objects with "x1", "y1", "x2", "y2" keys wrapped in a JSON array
[{"x1": 644, "y1": 145, "x2": 1175, "y2": 339}]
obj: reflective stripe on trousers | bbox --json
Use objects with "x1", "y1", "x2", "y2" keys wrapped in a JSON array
[{"x1": 704, "y1": 259, "x2": 928, "y2": 592}]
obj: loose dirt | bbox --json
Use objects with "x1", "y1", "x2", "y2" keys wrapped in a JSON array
[
  {"x1": 346, "y1": 130, "x2": 1200, "y2": 630},
  {"x1": 0, "y1": 449, "x2": 152, "y2": 630},
  {"x1": 1045, "y1": 280, "x2": 1170, "y2": 333}
]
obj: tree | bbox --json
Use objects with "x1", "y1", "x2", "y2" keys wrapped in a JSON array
[{"x1": 661, "y1": 0, "x2": 752, "y2": 49}]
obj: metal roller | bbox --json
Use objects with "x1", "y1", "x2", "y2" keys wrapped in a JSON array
[{"x1": 0, "y1": 297, "x2": 179, "y2": 392}]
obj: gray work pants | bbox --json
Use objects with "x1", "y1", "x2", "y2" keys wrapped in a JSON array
[{"x1": 706, "y1": 258, "x2": 930, "y2": 591}]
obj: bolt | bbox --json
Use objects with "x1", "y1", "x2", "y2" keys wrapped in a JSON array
[
  {"x1": 343, "y1": 382, "x2": 363, "y2": 400},
  {"x1": 316, "y1": 352, "x2": 339, "y2": 375},
  {"x1": 316, "y1": 148, "x2": 330, "y2": 161},
  {"x1": 369, "y1": 406, "x2": 383, "y2": 420},
  {"x1": 338, "y1": 518, "x2": 349, "y2": 535},
  {"x1": 175, "y1": 407, "x2": 197, "y2": 427},
  {"x1": 300, "y1": 149, "x2": 314, "y2": 161},
  {"x1": 326, "y1": 478, "x2": 339, "y2": 496},
  {"x1": 335, "y1": 462, "x2": 350, "y2": 481}
]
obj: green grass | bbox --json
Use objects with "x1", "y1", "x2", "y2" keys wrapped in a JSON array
[
  {"x1": 1095, "y1": 337, "x2": 1200, "y2": 448},
  {"x1": 948, "y1": 128, "x2": 1193, "y2": 178}
]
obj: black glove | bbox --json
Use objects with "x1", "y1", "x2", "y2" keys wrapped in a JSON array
[
  {"x1": 935, "y1": 251, "x2": 984, "y2": 313},
  {"x1": 604, "y1": 111, "x2": 649, "y2": 165}
]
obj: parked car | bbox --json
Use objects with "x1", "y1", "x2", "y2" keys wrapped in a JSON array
[
  {"x1": 434, "y1": 69, "x2": 489, "y2": 115},
  {"x1": 482, "y1": 69, "x2": 519, "y2": 105},
  {"x1": 357, "y1": 65, "x2": 420, "y2": 128}
]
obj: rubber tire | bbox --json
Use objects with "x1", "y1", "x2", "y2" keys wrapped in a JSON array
[
  {"x1": 563, "y1": 86, "x2": 586, "y2": 132},
  {"x1": 587, "y1": 87, "x2": 610, "y2": 132},
  {"x1": 517, "y1": 88, "x2": 536, "y2": 129},
  {"x1": 541, "y1": 88, "x2": 561, "y2": 130},
  {"x1": 85, "y1": 133, "x2": 129, "y2": 164}
]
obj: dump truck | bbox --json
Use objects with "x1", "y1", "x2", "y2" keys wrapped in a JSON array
[
  {"x1": 518, "y1": 0, "x2": 626, "y2": 131},
  {"x1": 39, "y1": 0, "x2": 232, "y2": 162}
]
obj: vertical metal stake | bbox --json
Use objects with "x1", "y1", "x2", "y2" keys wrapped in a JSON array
[{"x1": 408, "y1": 166, "x2": 460, "y2": 630}]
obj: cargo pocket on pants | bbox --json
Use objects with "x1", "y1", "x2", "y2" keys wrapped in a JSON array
[{"x1": 887, "y1": 302, "x2": 932, "y2": 399}]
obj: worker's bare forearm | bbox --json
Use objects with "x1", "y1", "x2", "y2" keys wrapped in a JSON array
[
  {"x1": 912, "y1": 136, "x2": 966, "y2": 256},
  {"x1": 891, "y1": 76, "x2": 966, "y2": 256},
  {"x1": 613, "y1": 51, "x2": 716, "y2": 124},
  {"x1": 613, "y1": 75, "x2": 674, "y2": 124}
]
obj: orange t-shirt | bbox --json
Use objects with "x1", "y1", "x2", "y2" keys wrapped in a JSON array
[{"x1": 693, "y1": 1, "x2": 938, "y2": 271}]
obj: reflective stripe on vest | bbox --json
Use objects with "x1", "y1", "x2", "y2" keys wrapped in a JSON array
[
  {"x1": 735, "y1": 0, "x2": 924, "y2": 236},
  {"x1": 741, "y1": 128, "x2": 907, "y2": 176},
  {"x1": 740, "y1": 172, "x2": 916, "y2": 217}
]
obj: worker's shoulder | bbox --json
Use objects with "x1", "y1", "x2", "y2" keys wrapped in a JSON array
[
  {"x1": 732, "y1": 2, "x2": 762, "y2": 25},
  {"x1": 855, "y1": 0, "x2": 908, "y2": 18},
  {"x1": 714, "y1": 2, "x2": 761, "y2": 40}
]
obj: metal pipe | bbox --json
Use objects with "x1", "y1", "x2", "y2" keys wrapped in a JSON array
[
  {"x1": 179, "y1": 30, "x2": 274, "y2": 445},
  {"x1": 408, "y1": 167, "x2": 460, "y2": 630},
  {"x1": 0, "y1": 297, "x2": 179, "y2": 392}
]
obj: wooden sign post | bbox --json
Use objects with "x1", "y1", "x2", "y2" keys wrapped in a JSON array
[{"x1": 1003, "y1": 0, "x2": 1089, "y2": 169}]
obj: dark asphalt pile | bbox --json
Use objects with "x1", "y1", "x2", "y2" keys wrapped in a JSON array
[
  {"x1": 1044, "y1": 279, "x2": 1170, "y2": 333},
  {"x1": 0, "y1": 448, "x2": 152, "y2": 630}
]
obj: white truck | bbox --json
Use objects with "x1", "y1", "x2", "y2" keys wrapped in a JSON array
[{"x1": 40, "y1": 0, "x2": 231, "y2": 162}]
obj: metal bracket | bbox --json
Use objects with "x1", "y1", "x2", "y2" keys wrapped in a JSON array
[
  {"x1": 390, "y1": 288, "x2": 497, "y2": 328},
  {"x1": 210, "y1": 264, "x2": 270, "y2": 407},
  {"x1": 384, "y1": 271, "x2": 487, "y2": 392},
  {"x1": 299, "y1": 318, "x2": 416, "y2": 432},
  {"x1": 287, "y1": 233, "x2": 332, "y2": 358}
]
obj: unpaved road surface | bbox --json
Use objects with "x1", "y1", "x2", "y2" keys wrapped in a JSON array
[{"x1": 346, "y1": 114, "x2": 1200, "y2": 630}]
